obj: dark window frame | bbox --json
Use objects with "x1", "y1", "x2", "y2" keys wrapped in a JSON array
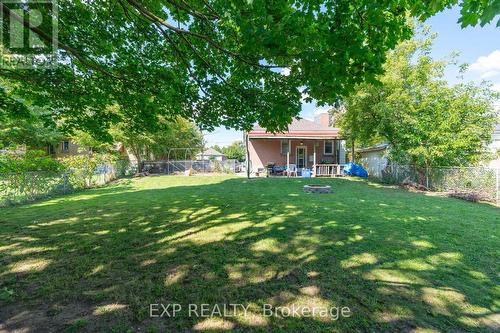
[
  {"x1": 324, "y1": 140, "x2": 334, "y2": 155},
  {"x1": 62, "y1": 141, "x2": 70, "y2": 152}
]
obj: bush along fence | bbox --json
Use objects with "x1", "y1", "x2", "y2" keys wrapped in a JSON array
[
  {"x1": 368, "y1": 163, "x2": 500, "y2": 203},
  {"x1": 0, "y1": 153, "x2": 135, "y2": 207}
]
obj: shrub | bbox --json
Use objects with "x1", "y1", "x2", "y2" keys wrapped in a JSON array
[
  {"x1": 59, "y1": 153, "x2": 115, "y2": 188},
  {"x1": 0, "y1": 151, "x2": 129, "y2": 206},
  {"x1": 0, "y1": 150, "x2": 63, "y2": 173},
  {"x1": 114, "y1": 157, "x2": 135, "y2": 177},
  {"x1": 0, "y1": 150, "x2": 66, "y2": 205}
]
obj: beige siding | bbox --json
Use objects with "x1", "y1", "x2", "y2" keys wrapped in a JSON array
[{"x1": 52, "y1": 140, "x2": 87, "y2": 157}]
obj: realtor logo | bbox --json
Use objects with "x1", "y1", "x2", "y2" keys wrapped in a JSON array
[{"x1": 0, "y1": 0, "x2": 58, "y2": 68}]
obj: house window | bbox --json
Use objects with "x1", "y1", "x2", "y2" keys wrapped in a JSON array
[
  {"x1": 62, "y1": 141, "x2": 70, "y2": 152},
  {"x1": 280, "y1": 140, "x2": 289, "y2": 155},
  {"x1": 324, "y1": 140, "x2": 334, "y2": 155}
]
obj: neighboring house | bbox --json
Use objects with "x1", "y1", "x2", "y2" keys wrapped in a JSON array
[
  {"x1": 197, "y1": 147, "x2": 226, "y2": 161},
  {"x1": 245, "y1": 114, "x2": 347, "y2": 176},
  {"x1": 46, "y1": 139, "x2": 83, "y2": 157},
  {"x1": 45, "y1": 140, "x2": 137, "y2": 166},
  {"x1": 356, "y1": 143, "x2": 390, "y2": 178}
]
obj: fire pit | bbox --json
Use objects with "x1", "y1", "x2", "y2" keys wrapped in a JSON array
[{"x1": 303, "y1": 184, "x2": 331, "y2": 193}]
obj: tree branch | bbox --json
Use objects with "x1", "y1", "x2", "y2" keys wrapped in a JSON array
[
  {"x1": 199, "y1": 0, "x2": 220, "y2": 18},
  {"x1": 123, "y1": 0, "x2": 287, "y2": 69},
  {"x1": 165, "y1": 0, "x2": 219, "y2": 21},
  {"x1": 156, "y1": 23, "x2": 212, "y2": 98}
]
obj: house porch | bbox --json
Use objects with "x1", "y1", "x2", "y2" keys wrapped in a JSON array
[{"x1": 247, "y1": 138, "x2": 347, "y2": 177}]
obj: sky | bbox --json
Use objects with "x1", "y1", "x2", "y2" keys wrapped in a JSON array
[{"x1": 203, "y1": 7, "x2": 500, "y2": 147}]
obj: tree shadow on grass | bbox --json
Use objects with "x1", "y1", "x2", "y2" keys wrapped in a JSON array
[{"x1": 0, "y1": 176, "x2": 498, "y2": 332}]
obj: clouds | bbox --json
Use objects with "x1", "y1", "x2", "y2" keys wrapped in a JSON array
[
  {"x1": 481, "y1": 70, "x2": 500, "y2": 79},
  {"x1": 280, "y1": 67, "x2": 291, "y2": 76},
  {"x1": 313, "y1": 105, "x2": 331, "y2": 115},
  {"x1": 470, "y1": 50, "x2": 500, "y2": 79},
  {"x1": 300, "y1": 102, "x2": 332, "y2": 121}
]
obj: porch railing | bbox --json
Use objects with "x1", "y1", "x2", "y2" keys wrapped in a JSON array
[{"x1": 314, "y1": 164, "x2": 345, "y2": 177}]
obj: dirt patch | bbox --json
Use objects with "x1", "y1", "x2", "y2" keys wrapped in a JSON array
[{"x1": 0, "y1": 301, "x2": 128, "y2": 333}]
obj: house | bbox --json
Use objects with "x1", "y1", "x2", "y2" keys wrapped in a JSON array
[
  {"x1": 45, "y1": 140, "x2": 138, "y2": 166},
  {"x1": 46, "y1": 140, "x2": 83, "y2": 157},
  {"x1": 196, "y1": 147, "x2": 226, "y2": 161},
  {"x1": 245, "y1": 114, "x2": 347, "y2": 176}
]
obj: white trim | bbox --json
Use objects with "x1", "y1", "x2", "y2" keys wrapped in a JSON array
[
  {"x1": 323, "y1": 140, "x2": 334, "y2": 155},
  {"x1": 296, "y1": 145, "x2": 307, "y2": 168},
  {"x1": 313, "y1": 145, "x2": 317, "y2": 177}
]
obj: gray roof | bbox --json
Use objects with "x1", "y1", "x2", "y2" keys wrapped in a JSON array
[
  {"x1": 356, "y1": 143, "x2": 389, "y2": 153},
  {"x1": 199, "y1": 147, "x2": 225, "y2": 156},
  {"x1": 251, "y1": 118, "x2": 338, "y2": 133}
]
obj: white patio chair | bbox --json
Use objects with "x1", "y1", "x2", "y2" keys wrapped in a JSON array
[{"x1": 286, "y1": 164, "x2": 298, "y2": 177}]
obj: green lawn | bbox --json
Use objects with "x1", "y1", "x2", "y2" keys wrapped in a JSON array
[{"x1": 0, "y1": 175, "x2": 498, "y2": 332}]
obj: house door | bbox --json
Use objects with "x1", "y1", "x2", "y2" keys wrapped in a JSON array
[{"x1": 296, "y1": 146, "x2": 307, "y2": 169}]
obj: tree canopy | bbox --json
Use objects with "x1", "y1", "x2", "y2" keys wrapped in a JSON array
[
  {"x1": 1, "y1": 1, "x2": 498, "y2": 141},
  {"x1": 0, "y1": 79, "x2": 62, "y2": 148},
  {"x1": 216, "y1": 140, "x2": 246, "y2": 161},
  {"x1": 336, "y1": 29, "x2": 499, "y2": 168},
  {"x1": 110, "y1": 115, "x2": 203, "y2": 167}
]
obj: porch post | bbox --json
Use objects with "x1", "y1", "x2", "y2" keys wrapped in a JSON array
[
  {"x1": 245, "y1": 133, "x2": 250, "y2": 179},
  {"x1": 313, "y1": 143, "x2": 317, "y2": 177},
  {"x1": 287, "y1": 139, "x2": 290, "y2": 177}
]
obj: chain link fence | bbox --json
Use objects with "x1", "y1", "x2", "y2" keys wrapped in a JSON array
[
  {"x1": 141, "y1": 159, "x2": 242, "y2": 174},
  {"x1": 367, "y1": 162, "x2": 500, "y2": 203},
  {"x1": 0, "y1": 160, "x2": 135, "y2": 207}
]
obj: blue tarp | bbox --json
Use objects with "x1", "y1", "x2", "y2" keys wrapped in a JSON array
[{"x1": 343, "y1": 162, "x2": 368, "y2": 178}]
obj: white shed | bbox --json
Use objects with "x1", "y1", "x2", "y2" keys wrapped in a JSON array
[{"x1": 357, "y1": 143, "x2": 389, "y2": 177}]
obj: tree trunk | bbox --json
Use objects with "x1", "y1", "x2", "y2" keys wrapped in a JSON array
[
  {"x1": 416, "y1": 167, "x2": 426, "y2": 187},
  {"x1": 351, "y1": 139, "x2": 355, "y2": 163},
  {"x1": 130, "y1": 144, "x2": 142, "y2": 172}
]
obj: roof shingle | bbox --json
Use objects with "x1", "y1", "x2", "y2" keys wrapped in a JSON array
[{"x1": 248, "y1": 118, "x2": 340, "y2": 138}]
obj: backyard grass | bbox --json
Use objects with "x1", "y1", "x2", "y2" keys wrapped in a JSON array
[{"x1": 0, "y1": 175, "x2": 498, "y2": 332}]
